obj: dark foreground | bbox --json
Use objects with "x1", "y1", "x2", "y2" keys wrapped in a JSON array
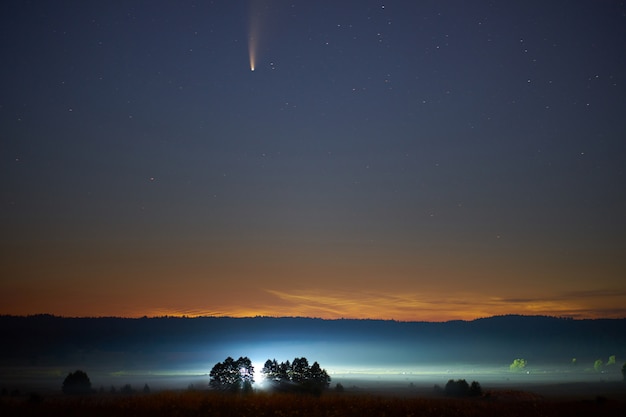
[{"x1": 2, "y1": 389, "x2": 625, "y2": 417}]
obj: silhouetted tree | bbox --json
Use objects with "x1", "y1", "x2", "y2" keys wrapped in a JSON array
[
  {"x1": 291, "y1": 357, "x2": 310, "y2": 383},
  {"x1": 279, "y1": 360, "x2": 291, "y2": 381},
  {"x1": 469, "y1": 381, "x2": 482, "y2": 397},
  {"x1": 445, "y1": 379, "x2": 469, "y2": 397},
  {"x1": 62, "y1": 370, "x2": 92, "y2": 395},
  {"x1": 143, "y1": 383, "x2": 150, "y2": 394},
  {"x1": 209, "y1": 357, "x2": 238, "y2": 391},
  {"x1": 209, "y1": 356, "x2": 255, "y2": 392},
  {"x1": 238, "y1": 356, "x2": 254, "y2": 393},
  {"x1": 261, "y1": 359, "x2": 280, "y2": 381},
  {"x1": 622, "y1": 363, "x2": 626, "y2": 382},
  {"x1": 306, "y1": 361, "x2": 331, "y2": 395}
]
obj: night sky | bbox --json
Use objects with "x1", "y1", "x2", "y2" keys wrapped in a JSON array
[{"x1": 1, "y1": 1, "x2": 625, "y2": 321}]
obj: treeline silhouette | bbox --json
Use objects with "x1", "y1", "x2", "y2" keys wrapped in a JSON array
[
  {"x1": 261, "y1": 357, "x2": 331, "y2": 395},
  {"x1": 58, "y1": 357, "x2": 332, "y2": 397},
  {"x1": 1, "y1": 315, "x2": 625, "y2": 367}
]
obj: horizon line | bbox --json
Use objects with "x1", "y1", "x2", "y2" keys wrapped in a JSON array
[{"x1": 2, "y1": 313, "x2": 621, "y2": 322}]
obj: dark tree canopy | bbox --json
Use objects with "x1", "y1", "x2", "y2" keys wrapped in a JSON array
[
  {"x1": 209, "y1": 356, "x2": 254, "y2": 392},
  {"x1": 291, "y1": 357, "x2": 310, "y2": 383},
  {"x1": 444, "y1": 379, "x2": 482, "y2": 397},
  {"x1": 261, "y1": 357, "x2": 331, "y2": 394},
  {"x1": 444, "y1": 379, "x2": 469, "y2": 397},
  {"x1": 469, "y1": 381, "x2": 483, "y2": 397},
  {"x1": 62, "y1": 370, "x2": 92, "y2": 395}
]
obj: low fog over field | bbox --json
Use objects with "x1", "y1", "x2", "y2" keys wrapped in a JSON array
[{"x1": 1, "y1": 315, "x2": 625, "y2": 395}]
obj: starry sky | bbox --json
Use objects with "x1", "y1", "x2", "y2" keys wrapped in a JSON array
[{"x1": 1, "y1": 0, "x2": 625, "y2": 321}]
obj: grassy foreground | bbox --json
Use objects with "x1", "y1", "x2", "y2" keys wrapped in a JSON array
[{"x1": 1, "y1": 390, "x2": 625, "y2": 417}]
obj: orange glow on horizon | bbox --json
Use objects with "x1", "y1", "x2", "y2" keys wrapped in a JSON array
[
  {"x1": 2, "y1": 237, "x2": 625, "y2": 321},
  {"x1": 5, "y1": 288, "x2": 625, "y2": 322}
]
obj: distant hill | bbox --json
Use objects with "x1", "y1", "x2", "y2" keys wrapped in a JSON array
[{"x1": 1, "y1": 315, "x2": 624, "y2": 369}]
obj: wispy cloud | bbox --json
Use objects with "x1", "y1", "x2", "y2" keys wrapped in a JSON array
[
  {"x1": 496, "y1": 288, "x2": 626, "y2": 304},
  {"x1": 135, "y1": 307, "x2": 228, "y2": 318},
  {"x1": 261, "y1": 288, "x2": 626, "y2": 321},
  {"x1": 133, "y1": 288, "x2": 626, "y2": 320}
]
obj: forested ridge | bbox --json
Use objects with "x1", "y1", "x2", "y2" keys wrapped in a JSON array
[{"x1": 1, "y1": 315, "x2": 624, "y2": 367}]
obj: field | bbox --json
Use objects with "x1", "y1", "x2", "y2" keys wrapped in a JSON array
[
  {"x1": 2, "y1": 316, "x2": 625, "y2": 415},
  {"x1": 2, "y1": 364, "x2": 626, "y2": 416},
  {"x1": 2, "y1": 383, "x2": 626, "y2": 417}
]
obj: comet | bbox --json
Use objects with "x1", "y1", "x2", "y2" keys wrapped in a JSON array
[
  {"x1": 248, "y1": 0, "x2": 263, "y2": 72},
  {"x1": 249, "y1": 34, "x2": 256, "y2": 71}
]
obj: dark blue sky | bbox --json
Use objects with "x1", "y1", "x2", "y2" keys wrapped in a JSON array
[{"x1": 1, "y1": 1, "x2": 625, "y2": 320}]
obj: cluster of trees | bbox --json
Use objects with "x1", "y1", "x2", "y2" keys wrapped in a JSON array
[
  {"x1": 209, "y1": 357, "x2": 254, "y2": 393},
  {"x1": 442, "y1": 379, "x2": 482, "y2": 397},
  {"x1": 208, "y1": 356, "x2": 331, "y2": 395},
  {"x1": 261, "y1": 357, "x2": 331, "y2": 394},
  {"x1": 60, "y1": 358, "x2": 331, "y2": 398}
]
